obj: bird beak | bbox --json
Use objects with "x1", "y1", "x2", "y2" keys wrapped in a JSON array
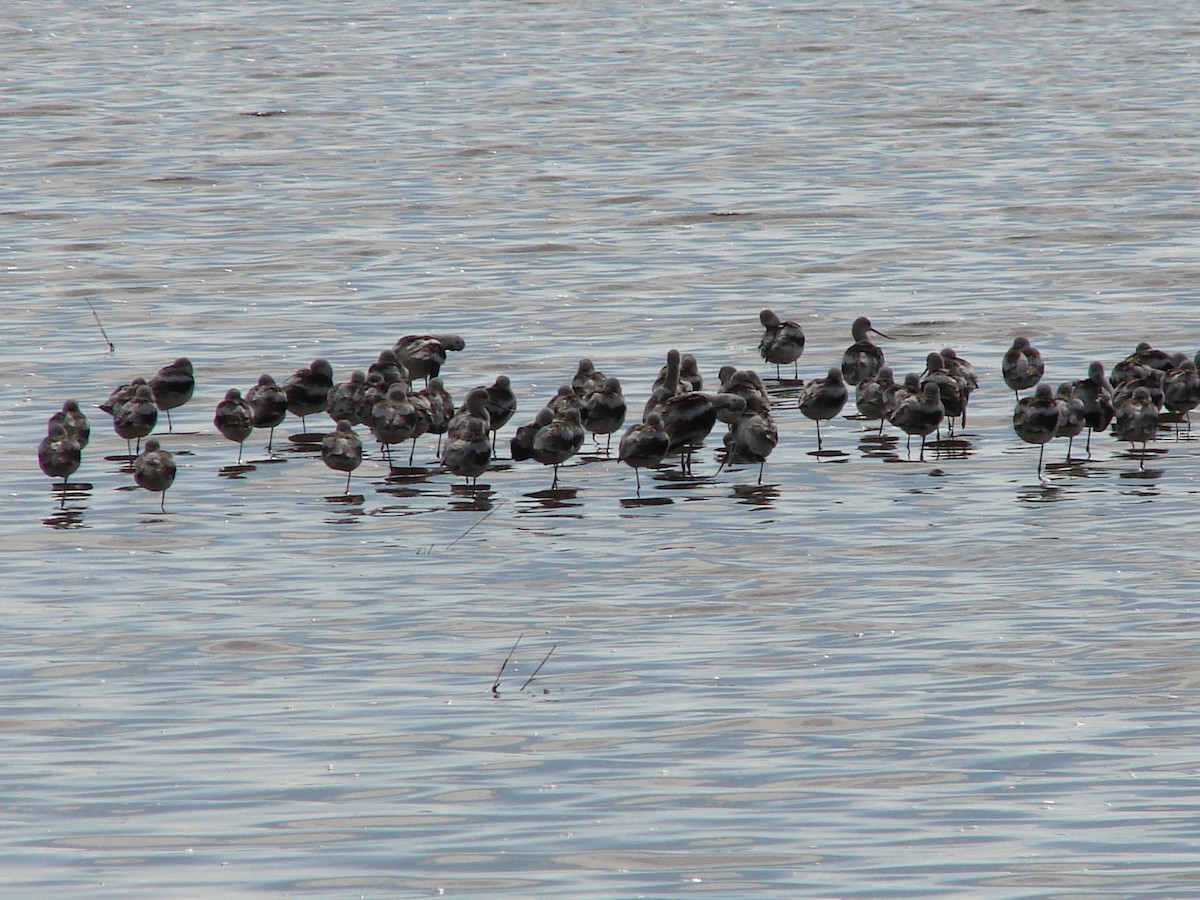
[{"x1": 870, "y1": 327, "x2": 894, "y2": 341}]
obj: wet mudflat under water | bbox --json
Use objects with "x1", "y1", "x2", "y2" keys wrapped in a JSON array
[{"x1": 5, "y1": 0, "x2": 1200, "y2": 896}]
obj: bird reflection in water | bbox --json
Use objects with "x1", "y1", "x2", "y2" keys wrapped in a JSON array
[
  {"x1": 42, "y1": 482, "x2": 92, "y2": 528},
  {"x1": 519, "y1": 487, "x2": 582, "y2": 513},
  {"x1": 731, "y1": 482, "x2": 780, "y2": 509},
  {"x1": 217, "y1": 463, "x2": 257, "y2": 480},
  {"x1": 449, "y1": 482, "x2": 496, "y2": 513}
]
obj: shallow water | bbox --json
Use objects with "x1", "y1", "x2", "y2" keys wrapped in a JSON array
[{"x1": 5, "y1": 0, "x2": 1200, "y2": 896}]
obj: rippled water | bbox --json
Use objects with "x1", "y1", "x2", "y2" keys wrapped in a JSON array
[{"x1": 6, "y1": 1, "x2": 1200, "y2": 895}]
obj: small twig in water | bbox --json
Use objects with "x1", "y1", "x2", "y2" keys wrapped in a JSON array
[
  {"x1": 85, "y1": 298, "x2": 115, "y2": 353},
  {"x1": 445, "y1": 501, "x2": 501, "y2": 550},
  {"x1": 491, "y1": 632, "x2": 523, "y2": 695},
  {"x1": 420, "y1": 501, "x2": 503, "y2": 555},
  {"x1": 520, "y1": 644, "x2": 556, "y2": 692}
]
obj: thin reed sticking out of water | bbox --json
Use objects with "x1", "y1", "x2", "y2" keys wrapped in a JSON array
[
  {"x1": 520, "y1": 644, "x2": 556, "y2": 692},
  {"x1": 85, "y1": 298, "x2": 115, "y2": 354},
  {"x1": 491, "y1": 632, "x2": 523, "y2": 695}
]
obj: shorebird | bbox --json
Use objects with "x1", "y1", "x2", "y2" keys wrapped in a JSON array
[
  {"x1": 652, "y1": 349, "x2": 702, "y2": 394},
  {"x1": 678, "y1": 354, "x2": 703, "y2": 392},
  {"x1": 368, "y1": 348, "x2": 407, "y2": 386},
  {"x1": 321, "y1": 420, "x2": 363, "y2": 492},
  {"x1": 572, "y1": 359, "x2": 606, "y2": 396},
  {"x1": 889, "y1": 380, "x2": 945, "y2": 460},
  {"x1": 394, "y1": 333, "x2": 465, "y2": 383},
  {"x1": 38, "y1": 421, "x2": 82, "y2": 487},
  {"x1": 645, "y1": 349, "x2": 685, "y2": 421},
  {"x1": 718, "y1": 368, "x2": 771, "y2": 417},
  {"x1": 405, "y1": 388, "x2": 433, "y2": 464},
  {"x1": 447, "y1": 388, "x2": 493, "y2": 442},
  {"x1": 245, "y1": 374, "x2": 288, "y2": 451},
  {"x1": 532, "y1": 407, "x2": 585, "y2": 488},
  {"x1": 1054, "y1": 382, "x2": 1086, "y2": 461},
  {"x1": 940, "y1": 348, "x2": 979, "y2": 425},
  {"x1": 416, "y1": 377, "x2": 455, "y2": 454},
  {"x1": 370, "y1": 383, "x2": 420, "y2": 463},
  {"x1": 581, "y1": 376, "x2": 627, "y2": 454},
  {"x1": 1112, "y1": 386, "x2": 1159, "y2": 469},
  {"x1": 855, "y1": 366, "x2": 897, "y2": 433},
  {"x1": 841, "y1": 316, "x2": 893, "y2": 386},
  {"x1": 441, "y1": 414, "x2": 492, "y2": 485},
  {"x1": 149, "y1": 358, "x2": 195, "y2": 432},
  {"x1": 100, "y1": 377, "x2": 141, "y2": 416},
  {"x1": 1013, "y1": 383, "x2": 1063, "y2": 474},
  {"x1": 483, "y1": 375, "x2": 518, "y2": 453},
  {"x1": 1112, "y1": 368, "x2": 1165, "y2": 412},
  {"x1": 134, "y1": 438, "x2": 177, "y2": 512},
  {"x1": 1163, "y1": 358, "x2": 1200, "y2": 432},
  {"x1": 619, "y1": 412, "x2": 670, "y2": 491},
  {"x1": 1072, "y1": 361, "x2": 1115, "y2": 456},
  {"x1": 357, "y1": 372, "x2": 388, "y2": 427},
  {"x1": 511, "y1": 408, "x2": 555, "y2": 462},
  {"x1": 213, "y1": 388, "x2": 254, "y2": 464},
  {"x1": 1111, "y1": 341, "x2": 1172, "y2": 387},
  {"x1": 326, "y1": 370, "x2": 368, "y2": 426},
  {"x1": 921, "y1": 351, "x2": 965, "y2": 433},
  {"x1": 546, "y1": 384, "x2": 584, "y2": 418},
  {"x1": 722, "y1": 409, "x2": 778, "y2": 484},
  {"x1": 1002, "y1": 337, "x2": 1044, "y2": 398},
  {"x1": 798, "y1": 367, "x2": 848, "y2": 451},
  {"x1": 113, "y1": 384, "x2": 159, "y2": 455},
  {"x1": 757, "y1": 309, "x2": 805, "y2": 380},
  {"x1": 660, "y1": 387, "x2": 718, "y2": 475},
  {"x1": 442, "y1": 389, "x2": 491, "y2": 484},
  {"x1": 282, "y1": 358, "x2": 334, "y2": 432},
  {"x1": 49, "y1": 399, "x2": 90, "y2": 450}
]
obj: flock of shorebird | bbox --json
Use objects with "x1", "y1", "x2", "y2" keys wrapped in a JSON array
[{"x1": 34, "y1": 314, "x2": 1200, "y2": 510}]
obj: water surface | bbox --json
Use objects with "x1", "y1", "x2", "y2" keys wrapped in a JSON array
[{"x1": 5, "y1": 1, "x2": 1200, "y2": 895}]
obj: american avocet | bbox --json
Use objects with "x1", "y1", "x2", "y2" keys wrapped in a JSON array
[
  {"x1": 441, "y1": 415, "x2": 492, "y2": 485},
  {"x1": 134, "y1": 438, "x2": 177, "y2": 511},
  {"x1": 1013, "y1": 383, "x2": 1062, "y2": 474},
  {"x1": 581, "y1": 376, "x2": 627, "y2": 455},
  {"x1": 321, "y1": 420, "x2": 363, "y2": 492},
  {"x1": 1002, "y1": 337, "x2": 1043, "y2": 399},
  {"x1": 149, "y1": 358, "x2": 194, "y2": 432},
  {"x1": 483, "y1": 375, "x2": 518, "y2": 453},
  {"x1": 245, "y1": 374, "x2": 288, "y2": 451},
  {"x1": 1112, "y1": 386, "x2": 1160, "y2": 469},
  {"x1": 1071, "y1": 361, "x2": 1114, "y2": 456},
  {"x1": 417, "y1": 377, "x2": 455, "y2": 454},
  {"x1": 282, "y1": 358, "x2": 334, "y2": 432},
  {"x1": 841, "y1": 316, "x2": 893, "y2": 386},
  {"x1": 213, "y1": 388, "x2": 254, "y2": 464},
  {"x1": 1054, "y1": 382, "x2": 1086, "y2": 461},
  {"x1": 113, "y1": 383, "x2": 159, "y2": 455},
  {"x1": 722, "y1": 409, "x2": 778, "y2": 484},
  {"x1": 1163, "y1": 358, "x2": 1200, "y2": 433},
  {"x1": 326, "y1": 370, "x2": 368, "y2": 426},
  {"x1": 38, "y1": 421, "x2": 81, "y2": 486},
  {"x1": 49, "y1": 399, "x2": 90, "y2": 450},
  {"x1": 619, "y1": 412, "x2": 670, "y2": 491},
  {"x1": 510, "y1": 407, "x2": 555, "y2": 462},
  {"x1": 855, "y1": 365, "x2": 897, "y2": 433},
  {"x1": 532, "y1": 407, "x2": 585, "y2": 488},
  {"x1": 889, "y1": 380, "x2": 944, "y2": 460},
  {"x1": 370, "y1": 383, "x2": 420, "y2": 463},
  {"x1": 940, "y1": 347, "x2": 979, "y2": 426},
  {"x1": 757, "y1": 309, "x2": 805, "y2": 380},
  {"x1": 798, "y1": 367, "x2": 848, "y2": 451},
  {"x1": 395, "y1": 333, "x2": 465, "y2": 383},
  {"x1": 921, "y1": 351, "x2": 965, "y2": 433}
]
